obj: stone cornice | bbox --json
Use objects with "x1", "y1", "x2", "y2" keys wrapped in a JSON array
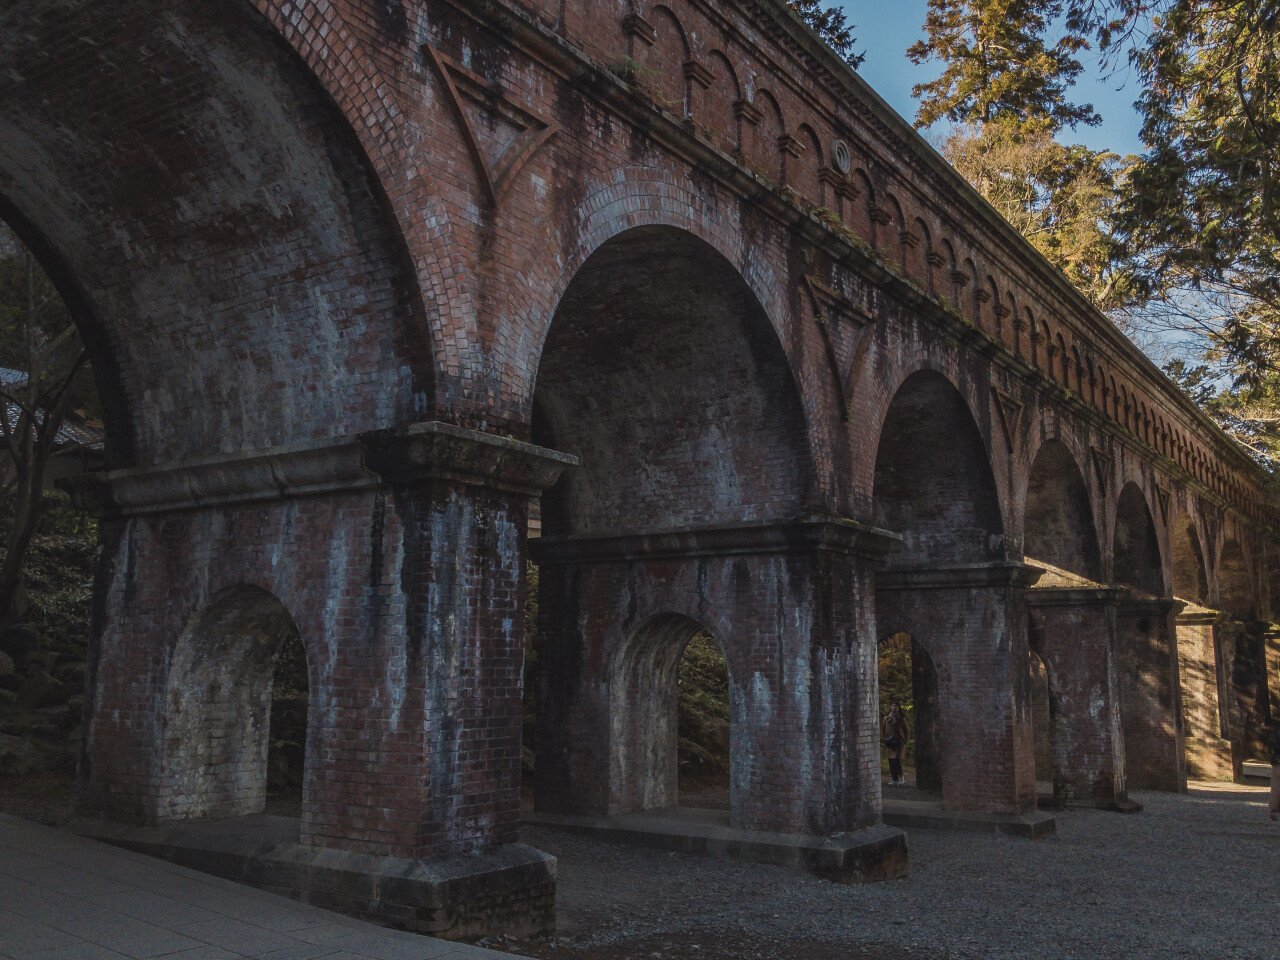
[
  {"x1": 530, "y1": 516, "x2": 901, "y2": 565},
  {"x1": 63, "y1": 422, "x2": 578, "y2": 518},
  {"x1": 1026, "y1": 584, "x2": 1127, "y2": 608},
  {"x1": 443, "y1": 0, "x2": 1274, "y2": 530},
  {"x1": 1117, "y1": 596, "x2": 1186, "y2": 618},
  {"x1": 876, "y1": 562, "x2": 1043, "y2": 591}
]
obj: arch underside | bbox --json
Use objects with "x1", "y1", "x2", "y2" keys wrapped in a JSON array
[
  {"x1": 534, "y1": 225, "x2": 812, "y2": 535},
  {"x1": 0, "y1": 0, "x2": 432, "y2": 468},
  {"x1": 1113, "y1": 484, "x2": 1164, "y2": 596},
  {"x1": 873, "y1": 370, "x2": 1004, "y2": 568},
  {"x1": 1024, "y1": 440, "x2": 1100, "y2": 580}
]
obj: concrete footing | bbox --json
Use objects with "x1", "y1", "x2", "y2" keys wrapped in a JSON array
[
  {"x1": 1242, "y1": 760, "x2": 1271, "y2": 784},
  {"x1": 523, "y1": 807, "x2": 908, "y2": 882},
  {"x1": 73, "y1": 816, "x2": 556, "y2": 941},
  {"x1": 882, "y1": 799, "x2": 1057, "y2": 838}
]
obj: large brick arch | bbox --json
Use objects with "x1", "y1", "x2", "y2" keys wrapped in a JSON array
[
  {"x1": 0, "y1": 0, "x2": 435, "y2": 467},
  {"x1": 871, "y1": 368, "x2": 1005, "y2": 567},
  {"x1": 248, "y1": 0, "x2": 477, "y2": 395},
  {"x1": 1022, "y1": 437, "x2": 1102, "y2": 579},
  {"x1": 156, "y1": 584, "x2": 305, "y2": 822},
  {"x1": 1113, "y1": 481, "x2": 1166, "y2": 595},
  {"x1": 532, "y1": 224, "x2": 813, "y2": 534},
  {"x1": 1170, "y1": 510, "x2": 1211, "y2": 604},
  {"x1": 509, "y1": 171, "x2": 793, "y2": 416},
  {"x1": 1217, "y1": 536, "x2": 1256, "y2": 620}
]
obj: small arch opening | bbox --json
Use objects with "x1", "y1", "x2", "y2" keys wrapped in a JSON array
[
  {"x1": 160, "y1": 585, "x2": 309, "y2": 821},
  {"x1": 878, "y1": 631, "x2": 941, "y2": 796},
  {"x1": 1028, "y1": 649, "x2": 1056, "y2": 800}
]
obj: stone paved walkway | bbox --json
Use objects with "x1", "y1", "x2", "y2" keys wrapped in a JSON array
[{"x1": 0, "y1": 816, "x2": 527, "y2": 960}]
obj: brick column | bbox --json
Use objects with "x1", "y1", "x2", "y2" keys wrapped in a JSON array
[
  {"x1": 1116, "y1": 597, "x2": 1187, "y2": 791},
  {"x1": 876, "y1": 563, "x2": 1043, "y2": 814},
  {"x1": 1026, "y1": 584, "x2": 1129, "y2": 808},
  {"x1": 69, "y1": 422, "x2": 576, "y2": 938},
  {"x1": 1177, "y1": 607, "x2": 1234, "y2": 781},
  {"x1": 1226, "y1": 618, "x2": 1271, "y2": 767},
  {"x1": 531, "y1": 518, "x2": 897, "y2": 838}
]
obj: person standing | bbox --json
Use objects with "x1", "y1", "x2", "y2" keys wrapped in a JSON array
[
  {"x1": 1269, "y1": 724, "x2": 1280, "y2": 822},
  {"x1": 883, "y1": 701, "x2": 910, "y2": 787}
]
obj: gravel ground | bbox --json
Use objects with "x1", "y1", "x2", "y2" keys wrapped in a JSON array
[{"x1": 495, "y1": 782, "x2": 1280, "y2": 960}]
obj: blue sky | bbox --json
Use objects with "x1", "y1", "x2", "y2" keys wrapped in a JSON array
[{"x1": 842, "y1": 1, "x2": 1147, "y2": 156}]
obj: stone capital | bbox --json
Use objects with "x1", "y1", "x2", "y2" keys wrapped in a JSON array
[
  {"x1": 64, "y1": 422, "x2": 578, "y2": 518},
  {"x1": 531, "y1": 515, "x2": 901, "y2": 566},
  {"x1": 876, "y1": 561, "x2": 1043, "y2": 592}
]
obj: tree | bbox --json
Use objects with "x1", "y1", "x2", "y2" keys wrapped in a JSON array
[
  {"x1": 1034, "y1": 0, "x2": 1280, "y2": 461},
  {"x1": 0, "y1": 222, "x2": 93, "y2": 628},
  {"x1": 908, "y1": 0, "x2": 1099, "y2": 131},
  {"x1": 1111, "y1": 0, "x2": 1280, "y2": 387},
  {"x1": 788, "y1": 0, "x2": 864, "y2": 68},
  {"x1": 1165, "y1": 358, "x2": 1280, "y2": 468},
  {"x1": 942, "y1": 119, "x2": 1139, "y2": 309},
  {"x1": 908, "y1": 0, "x2": 1138, "y2": 312}
]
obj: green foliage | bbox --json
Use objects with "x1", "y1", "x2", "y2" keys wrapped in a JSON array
[
  {"x1": 1113, "y1": 0, "x2": 1280, "y2": 397},
  {"x1": 912, "y1": 0, "x2": 1280, "y2": 462},
  {"x1": 908, "y1": 0, "x2": 1099, "y2": 131},
  {"x1": 787, "y1": 0, "x2": 864, "y2": 68},
  {"x1": 0, "y1": 490, "x2": 95, "y2": 655},
  {"x1": 522, "y1": 561, "x2": 540, "y2": 773},
  {"x1": 942, "y1": 119, "x2": 1140, "y2": 310},
  {"x1": 677, "y1": 632, "x2": 730, "y2": 781},
  {"x1": 1165, "y1": 359, "x2": 1280, "y2": 467},
  {"x1": 878, "y1": 633, "x2": 913, "y2": 719}
]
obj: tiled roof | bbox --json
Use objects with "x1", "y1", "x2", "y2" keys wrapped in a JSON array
[{"x1": 0, "y1": 367, "x2": 104, "y2": 453}]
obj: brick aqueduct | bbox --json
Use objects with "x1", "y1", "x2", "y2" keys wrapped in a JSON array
[{"x1": 3, "y1": 0, "x2": 1280, "y2": 938}]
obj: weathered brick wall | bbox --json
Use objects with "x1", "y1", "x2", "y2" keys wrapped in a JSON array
[
  {"x1": 1, "y1": 0, "x2": 1276, "y2": 898},
  {"x1": 877, "y1": 573, "x2": 1039, "y2": 814},
  {"x1": 532, "y1": 530, "x2": 884, "y2": 836},
  {"x1": 1178, "y1": 614, "x2": 1235, "y2": 781},
  {"x1": 1116, "y1": 605, "x2": 1185, "y2": 791},
  {"x1": 1028, "y1": 598, "x2": 1126, "y2": 806},
  {"x1": 80, "y1": 474, "x2": 532, "y2": 860}
]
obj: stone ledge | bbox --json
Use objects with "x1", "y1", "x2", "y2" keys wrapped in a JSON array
[
  {"x1": 1242, "y1": 760, "x2": 1271, "y2": 784},
  {"x1": 72, "y1": 815, "x2": 556, "y2": 941},
  {"x1": 532, "y1": 516, "x2": 902, "y2": 565},
  {"x1": 63, "y1": 421, "x2": 578, "y2": 517},
  {"x1": 524, "y1": 807, "x2": 907, "y2": 883},
  {"x1": 1118, "y1": 595, "x2": 1185, "y2": 618},
  {"x1": 877, "y1": 562, "x2": 1043, "y2": 592},
  {"x1": 881, "y1": 799, "x2": 1056, "y2": 839}
]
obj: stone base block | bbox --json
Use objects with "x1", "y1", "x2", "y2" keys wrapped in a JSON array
[
  {"x1": 72, "y1": 815, "x2": 555, "y2": 941},
  {"x1": 1242, "y1": 760, "x2": 1271, "y2": 784},
  {"x1": 882, "y1": 799, "x2": 1056, "y2": 839},
  {"x1": 1038, "y1": 790, "x2": 1143, "y2": 814},
  {"x1": 524, "y1": 807, "x2": 908, "y2": 882}
]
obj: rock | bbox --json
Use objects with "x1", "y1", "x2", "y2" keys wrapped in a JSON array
[
  {"x1": 0, "y1": 650, "x2": 13, "y2": 678},
  {"x1": 18, "y1": 670, "x2": 66, "y2": 710},
  {"x1": 0, "y1": 689, "x2": 14, "y2": 704},
  {"x1": 0, "y1": 623, "x2": 39, "y2": 666},
  {"x1": 0, "y1": 733, "x2": 43, "y2": 775}
]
